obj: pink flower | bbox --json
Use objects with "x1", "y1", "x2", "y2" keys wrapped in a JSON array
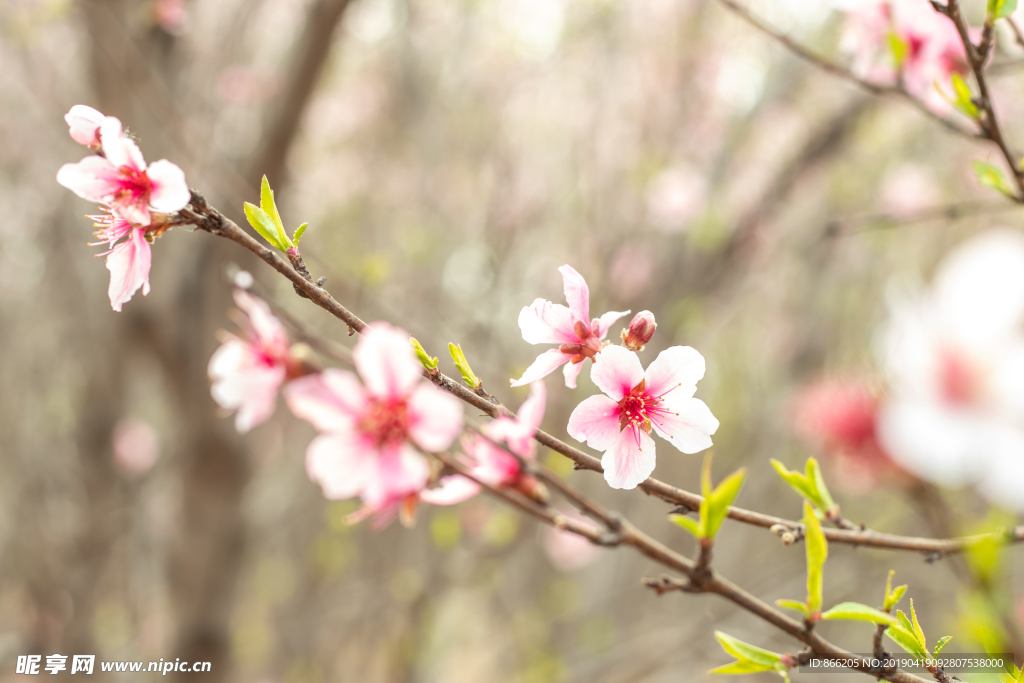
[
  {"x1": 567, "y1": 345, "x2": 718, "y2": 489},
  {"x1": 421, "y1": 382, "x2": 545, "y2": 505},
  {"x1": 285, "y1": 322, "x2": 464, "y2": 515},
  {"x1": 112, "y1": 418, "x2": 160, "y2": 477},
  {"x1": 512, "y1": 265, "x2": 629, "y2": 389},
  {"x1": 89, "y1": 212, "x2": 152, "y2": 311},
  {"x1": 57, "y1": 117, "x2": 189, "y2": 226},
  {"x1": 621, "y1": 310, "x2": 657, "y2": 352},
  {"x1": 65, "y1": 105, "x2": 111, "y2": 149},
  {"x1": 209, "y1": 290, "x2": 297, "y2": 433}
]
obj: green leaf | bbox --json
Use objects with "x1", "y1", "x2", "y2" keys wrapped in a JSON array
[
  {"x1": 670, "y1": 513, "x2": 702, "y2": 538},
  {"x1": 709, "y1": 660, "x2": 775, "y2": 675},
  {"x1": 909, "y1": 599, "x2": 928, "y2": 655},
  {"x1": 293, "y1": 222, "x2": 308, "y2": 246},
  {"x1": 896, "y1": 609, "x2": 914, "y2": 635},
  {"x1": 805, "y1": 457, "x2": 836, "y2": 512},
  {"x1": 771, "y1": 459, "x2": 818, "y2": 503},
  {"x1": 941, "y1": 73, "x2": 980, "y2": 119},
  {"x1": 259, "y1": 175, "x2": 291, "y2": 248},
  {"x1": 934, "y1": 635, "x2": 952, "y2": 655},
  {"x1": 776, "y1": 599, "x2": 809, "y2": 617},
  {"x1": 887, "y1": 585, "x2": 908, "y2": 611},
  {"x1": 803, "y1": 501, "x2": 827, "y2": 614},
  {"x1": 887, "y1": 624, "x2": 929, "y2": 658},
  {"x1": 821, "y1": 602, "x2": 896, "y2": 624},
  {"x1": 973, "y1": 160, "x2": 1016, "y2": 198},
  {"x1": 244, "y1": 202, "x2": 287, "y2": 251},
  {"x1": 705, "y1": 467, "x2": 746, "y2": 540},
  {"x1": 888, "y1": 31, "x2": 908, "y2": 66},
  {"x1": 410, "y1": 337, "x2": 438, "y2": 371},
  {"x1": 448, "y1": 343, "x2": 481, "y2": 389},
  {"x1": 990, "y1": 0, "x2": 1018, "y2": 20},
  {"x1": 714, "y1": 632, "x2": 783, "y2": 668}
]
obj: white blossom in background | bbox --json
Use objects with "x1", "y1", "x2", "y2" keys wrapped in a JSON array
[{"x1": 878, "y1": 230, "x2": 1024, "y2": 510}]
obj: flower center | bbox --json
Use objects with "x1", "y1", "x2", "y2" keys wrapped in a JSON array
[
  {"x1": 618, "y1": 379, "x2": 657, "y2": 434},
  {"x1": 937, "y1": 348, "x2": 980, "y2": 406},
  {"x1": 115, "y1": 166, "x2": 152, "y2": 204},
  {"x1": 358, "y1": 398, "x2": 411, "y2": 447},
  {"x1": 559, "y1": 319, "x2": 605, "y2": 363}
]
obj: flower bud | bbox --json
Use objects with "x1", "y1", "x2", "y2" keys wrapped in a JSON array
[{"x1": 621, "y1": 310, "x2": 657, "y2": 351}]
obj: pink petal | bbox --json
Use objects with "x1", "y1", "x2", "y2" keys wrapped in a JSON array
[
  {"x1": 590, "y1": 345, "x2": 644, "y2": 400},
  {"x1": 563, "y1": 359, "x2": 585, "y2": 388},
  {"x1": 463, "y1": 433, "x2": 520, "y2": 485},
  {"x1": 360, "y1": 443, "x2": 430, "y2": 509},
  {"x1": 208, "y1": 340, "x2": 286, "y2": 432},
  {"x1": 510, "y1": 348, "x2": 570, "y2": 387},
  {"x1": 601, "y1": 427, "x2": 657, "y2": 490},
  {"x1": 146, "y1": 159, "x2": 190, "y2": 212},
  {"x1": 566, "y1": 394, "x2": 622, "y2": 451},
  {"x1": 284, "y1": 369, "x2": 366, "y2": 432},
  {"x1": 420, "y1": 475, "x2": 481, "y2": 505},
  {"x1": 234, "y1": 290, "x2": 289, "y2": 352},
  {"x1": 407, "y1": 382, "x2": 464, "y2": 452},
  {"x1": 106, "y1": 229, "x2": 151, "y2": 312},
  {"x1": 354, "y1": 322, "x2": 422, "y2": 400},
  {"x1": 595, "y1": 309, "x2": 631, "y2": 339},
  {"x1": 57, "y1": 156, "x2": 121, "y2": 203},
  {"x1": 644, "y1": 345, "x2": 705, "y2": 399},
  {"x1": 517, "y1": 299, "x2": 579, "y2": 345},
  {"x1": 65, "y1": 105, "x2": 106, "y2": 146},
  {"x1": 487, "y1": 381, "x2": 545, "y2": 457},
  {"x1": 559, "y1": 264, "x2": 590, "y2": 323},
  {"x1": 111, "y1": 198, "x2": 152, "y2": 227},
  {"x1": 100, "y1": 118, "x2": 146, "y2": 171},
  {"x1": 306, "y1": 431, "x2": 373, "y2": 500},
  {"x1": 652, "y1": 395, "x2": 718, "y2": 454}
]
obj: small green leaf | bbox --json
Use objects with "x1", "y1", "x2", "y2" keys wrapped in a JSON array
[
  {"x1": 990, "y1": 0, "x2": 1018, "y2": 20},
  {"x1": 776, "y1": 599, "x2": 809, "y2": 617},
  {"x1": 259, "y1": 175, "x2": 292, "y2": 248},
  {"x1": 886, "y1": 585, "x2": 907, "y2": 611},
  {"x1": 934, "y1": 635, "x2": 952, "y2": 655},
  {"x1": 973, "y1": 160, "x2": 1016, "y2": 197},
  {"x1": 709, "y1": 660, "x2": 775, "y2": 675},
  {"x1": 670, "y1": 513, "x2": 702, "y2": 538},
  {"x1": 714, "y1": 632, "x2": 783, "y2": 668},
  {"x1": 771, "y1": 459, "x2": 818, "y2": 504},
  {"x1": 897, "y1": 609, "x2": 914, "y2": 635},
  {"x1": 941, "y1": 73, "x2": 980, "y2": 119},
  {"x1": 803, "y1": 501, "x2": 827, "y2": 614},
  {"x1": 888, "y1": 31, "x2": 909, "y2": 66},
  {"x1": 293, "y1": 222, "x2": 308, "y2": 246},
  {"x1": 887, "y1": 624, "x2": 929, "y2": 658},
  {"x1": 448, "y1": 343, "x2": 481, "y2": 389},
  {"x1": 909, "y1": 599, "x2": 928, "y2": 654},
  {"x1": 410, "y1": 337, "x2": 438, "y2": 371},
  {"x1": 821, "y1": 602, "x2": 897, "y2": 624},
  {"x1": 805, "y1": 457, "x2": 836, "y2": 512},
  {"x1": 705, "y1": 467, "x2": 746, "y2": 540},
  {"x1": 244, "y1": 202, "x2": 287, "y2": 251}
]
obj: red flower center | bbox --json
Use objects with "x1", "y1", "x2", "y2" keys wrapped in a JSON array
[
  {"x1": 617, "y1": 379, "x2": 659, "y2": 433},
  {"x1": 115, "y1": 166, "x2": 152, "y2": 205},
  {"x1": 559, "y1": 319, "x2": 605, "y2": 364},
  {"x1": 358, "y1": 398, "x2": 411, "y2": 447}
]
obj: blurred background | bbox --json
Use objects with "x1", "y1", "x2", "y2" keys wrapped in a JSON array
[{"x1": 0, "y1": 0, "x2": 1022, "y2": 680}]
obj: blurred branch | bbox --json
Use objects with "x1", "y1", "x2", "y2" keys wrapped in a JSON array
[
  {"x1": 711, "y1": 0, "x2": 978, "y2": 138},
  {"x1": 179, "y1": 192, "x2": 1024, "y2": 559},
  {"x1": 823, "y1": 198, "x2": 1020, "y2": 237}
]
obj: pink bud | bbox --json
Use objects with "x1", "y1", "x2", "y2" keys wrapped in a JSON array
[
  {"x1": 621, "y1": 310, "x2": 656, "y2": 351},
  {"x1": 65, "y1": 105, "x2": 107, "y2": 149}
]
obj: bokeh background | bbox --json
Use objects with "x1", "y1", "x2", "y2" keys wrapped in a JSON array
[{"x1": 0, "y1": 0, "x2": 1022, "y2": 681}]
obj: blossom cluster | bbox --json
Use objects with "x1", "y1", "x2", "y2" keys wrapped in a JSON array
[{"x1": 56, "y1": 105, "x2": 191, "y2": 311}]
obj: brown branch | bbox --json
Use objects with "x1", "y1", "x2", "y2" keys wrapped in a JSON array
[
  {"x1": 180, "y1": 194, "x2": 1024, "y2": 559},
  {"x1": 711, "y1": 0, "x2": 977, "y2": 139},
  {"x1": 823, "y1": 198, "x2": 1019, "y2": 237}
]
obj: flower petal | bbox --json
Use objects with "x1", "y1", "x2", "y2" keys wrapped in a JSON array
[
  {"x1": 284, "y1": 369, "x2": 366, "y2": 432},
  {"x1": 234, "y1": 290, "x2": 289, "y2": 352},
  {"x1": 563, "y1": 359, "x2": 585, "y2": 388},
  {"x1": 306, "y1": 431, "x2": 373, "y2": 500},
  {"x1": 65, "y1": 105, "x2": 106, "y2": 146},
  {"x1": 57, "y1": 156, "x2": 121, "y2": 203},
  {"x1": 590, "y1": 345, "x2": 644, "y2": 400},
  {"x1": 977, "y1": 427, "x2": 1024, "y2": 511},
  {"x1": 488, "y1": 381, "x2": 545, "y2": 457},
  {"x1": 559, "y1": 264, "x2": 590, "y2": 323},
  {"x1": 595, "y1": 309, "x2": 631, "y2": 340},
  {"x1": 420, "y1": 475, "x2": 481, "y2": 505},
  {"x1": 106, "y1": 229, "x2": 151, "y2": 312},
  {"x1": 208, "y1": 341, "x2": 286, "y2": 433},
  {"x1": 517, "y1": 299, "x2": 578, "y2": 345},
  {"x1": 644, "y1": 345, "x2": 705, "y2": 399},
  {"x1": 652, "y1": 395, "x2": 718, "y2": 454},
  {"x1": 511, "y1": 348, "x2": 570, "y2": 387},
  {"x1": 407, "y1": 382, "x2": 464, "y2": 452},
  {"x1": 354, "y1": 322, "x2": 422, "y2": 400},
  {"x1": 567, "y1": 394, "x2": 622, "y2": 451},
  {"x1": 146, "y1": 159, "x2": 191, "y2": 212},
  {"x1": 602, "y1": 427, "x2": 657, "y2": 489},
  {"x1": 100, "y1": 118, "x2": 146, "y2": 171},
  {"x1": 361, "y1": 443, "x2": 430, "y2": 509},
  {"x1": 877, "y1": 400, "x2": 985, "y2": 486}
]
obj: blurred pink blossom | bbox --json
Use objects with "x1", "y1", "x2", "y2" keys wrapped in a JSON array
[
  {"x1": 422, "y1": 382, "x2": 545, "y2": 505},
  {"x1": 512, "y1": 265, "x2": 629, "y2": 389},
  {"x1": 57, "y1": 117, "x2": 189, "y2": 226},
  {"x1": 878, "y1": 230, "x2": 1024, "y2": 510},
  {"x1": 609, "y1": 243, "x2": 655, "y2": 300},
  {"x1": 64, "y1": 105, "x2": 111, "y2": 149},
  {"x1": 285, "y1": 323, "x2": 464, "y2": 518},
  {"x1": 645, "y1": 165, "x2": 706, "y2": 233},
  {"x1": 568, "y1": 345, "x2": 718, "y2": 489},
  {"x1": 112, "y1": 418, "x2": 160, "y2": 476},
  {"x1": 154, "y1": 0, "x2": 186, "y2": 34},
  {"x1": 879, "y1": 165, "x2": 941, "y2": 217},
  {"x1": 542, "y1": 508, "x2": 601, "y2": 572},
  {"x1": 209, "y1": 290, "x2": 297, "y2": 433}
]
